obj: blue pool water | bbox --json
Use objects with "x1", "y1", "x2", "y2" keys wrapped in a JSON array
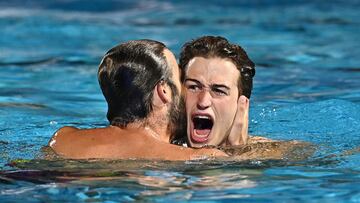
[{"x1": 1, "y1": 0, "x2": 360, "y2": 202}]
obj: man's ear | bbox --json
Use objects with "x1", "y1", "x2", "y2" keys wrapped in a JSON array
[{"x1": 152, "y1": 81, "x2": 171, "y2": 107}]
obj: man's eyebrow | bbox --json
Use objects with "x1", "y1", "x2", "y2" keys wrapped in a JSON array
[
  {"x1": 185, "y1": 78, "x2": 230, "y2": 90},
  {"x1": 184, "y1": 78, "x2": 201, "y2": 84},
  {"x1": 211, "y1": 84, "x2": 230, "y2": 90}
]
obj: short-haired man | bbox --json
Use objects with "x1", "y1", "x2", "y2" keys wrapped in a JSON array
[
  {"x1": 49, "y1": 39, "x2": 226, "y2": 160},
  {"x1": 178, "y1": 36, "x2": 267, "y2": 148},
  {"x1": 176, "y1": 36, "x2": 313, "y2": 161}
]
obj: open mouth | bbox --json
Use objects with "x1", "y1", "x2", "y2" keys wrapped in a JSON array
[{"x1": 191, "y1": 115, "x2": 213, "y2": 143}]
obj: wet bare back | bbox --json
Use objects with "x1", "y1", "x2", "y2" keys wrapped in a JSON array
[{"x1": 49, "y1": 126, "x2": 227, "y2": 161}]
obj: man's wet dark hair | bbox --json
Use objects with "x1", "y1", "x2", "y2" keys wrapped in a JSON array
[
  {"x1": 179, "y1": 36, "x2": 255, "y2": 98},
  {"x1": 98, "y1": 39, "x2": 176, "y2": 127}
]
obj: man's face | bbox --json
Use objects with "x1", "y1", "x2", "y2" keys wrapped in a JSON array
[{"x1": 184, "y1": 57, "x2": 240, "y2": 148}]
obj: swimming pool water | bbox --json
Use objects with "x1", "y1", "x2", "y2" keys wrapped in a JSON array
[{"x1": 1, "y1": 0, "x2": 360, "y2": 202}]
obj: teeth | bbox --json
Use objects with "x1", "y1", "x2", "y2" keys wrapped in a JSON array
[{"x1": 194, "y1": 115, "x2": 211, "y2": 120}]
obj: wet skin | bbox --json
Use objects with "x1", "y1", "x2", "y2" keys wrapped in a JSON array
[
  {"x1": 48, "y1": 49, "x2": 227, "y2": 160},
  {"x1": 184, "y1": 57, "x2": 242, "y2": 148}
]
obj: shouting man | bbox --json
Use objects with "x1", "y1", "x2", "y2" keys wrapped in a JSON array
[{"x1": 48, "y1": 39, "x2": 226, "y2": 160}]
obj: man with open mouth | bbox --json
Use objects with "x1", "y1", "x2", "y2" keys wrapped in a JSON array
[
  {"x1": 178, "y1": 36, "x2": 258, "y2": 148},
  {"x1": 48, "y1": 39, "x2": 227, "y2": 160}
]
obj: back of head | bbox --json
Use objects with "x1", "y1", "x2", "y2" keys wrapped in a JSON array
[
  {"x1": 179, "y1": 36, "x2": 255, "y2": 98},
  {"x1": 98, "y1": 40, "x2": 170, "y2": 127}
]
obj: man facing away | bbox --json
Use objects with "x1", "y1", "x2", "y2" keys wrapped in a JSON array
[{"x1": 48, "y1": 39, "x2": 226, "y2": 160}]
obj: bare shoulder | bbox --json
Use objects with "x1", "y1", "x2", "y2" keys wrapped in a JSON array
[
  {"x1": 48, "y1": 126, "x2": 78, "y2": 146},
  {"x1": 48, "y1": 126, "x2": 130, "y2": 159},
  {"x1": 48, "y1": 126, "x2": 108, "y2": 156},
  {"x1": 49, "y1": 126, "x2": 115, "y2": 145},
  {"x1": 56, "y1": 126, "x2": 79, "y2": 134}
]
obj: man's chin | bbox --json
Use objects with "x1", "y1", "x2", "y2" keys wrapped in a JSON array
[
  {"x1": 188, "y1": 138, "x2": 209, "y2": 148},
  {"x1": 188, "y1": 142, "x2": 205, "y2": 148}
]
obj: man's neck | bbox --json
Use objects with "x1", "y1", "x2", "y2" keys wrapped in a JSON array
[
  {"x1": 123, "y1": 120, "x2": 170, "y2": 143},
  {"x1": 144, "y1": 122, "x2": 170, "y2": 143}
]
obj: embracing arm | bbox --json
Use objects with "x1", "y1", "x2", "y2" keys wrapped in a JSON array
[{"x1": 48, "y1": 126, "x2": 228, "y2": 161}]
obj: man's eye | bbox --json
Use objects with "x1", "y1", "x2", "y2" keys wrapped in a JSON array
[{"x1": 187, "y1": 85, "x2": 200, "y2": 92}]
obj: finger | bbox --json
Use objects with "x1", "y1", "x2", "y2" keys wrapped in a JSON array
[
  {"x1": 241, "y1": 96, "x2": 249, "y2": 143},
  {"x1": 227, "y1": 95, "x2": 248, "y2": 145},
  {"x1": 239, "y1": 95, "x2": 249, "y2": 144},
  {"x1": 234, "y1": 95, "x2": 247, "y2": 122}
]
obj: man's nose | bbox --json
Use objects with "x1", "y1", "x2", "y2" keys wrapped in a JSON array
[{"x1": 196, "y1": 90, "x2": 212, "y2": 110}]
